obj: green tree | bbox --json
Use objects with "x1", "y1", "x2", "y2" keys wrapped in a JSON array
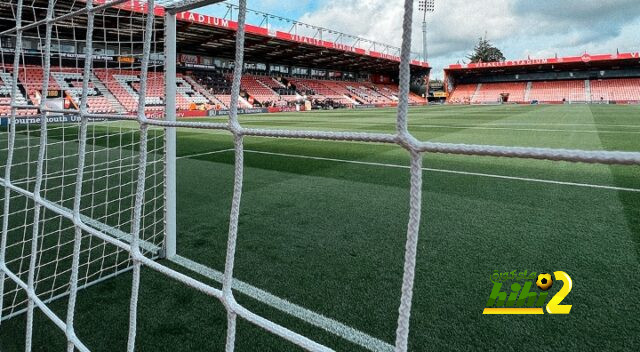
[{"x1": 467, "y1": 37, "x2": 505, "y2": 63}]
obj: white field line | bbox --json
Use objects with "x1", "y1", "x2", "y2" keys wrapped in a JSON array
[
  {"x1": 236, "y1": 119, "x2": 640, "y2": 134},
  {"x1": 411, "y1": 124, "x2": 640, "y2": 134},
  {"x1": 179, "y1": 149, "x2": 640, "y2": 193},
  {"x1": 480, "y1": 122, "x2": 640, "y2": 128},
  {"x1": 176, "y1": 148, "x2": 234, "y2": 159},
  {"x1": 171, "y1": 255, "x2": 394, "y2": 352}
]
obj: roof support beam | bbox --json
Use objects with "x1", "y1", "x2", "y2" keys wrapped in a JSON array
[{"x1": 164, "y1": 0, "x2": 225, "y2": 14}]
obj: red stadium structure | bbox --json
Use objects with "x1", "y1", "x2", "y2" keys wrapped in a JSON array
[
  {"x1": 445, "y1": 52, "x2": 640, "y2": 105},
  {"x1": 0, "y1": 0, "x2": 430, "y2": 119}
]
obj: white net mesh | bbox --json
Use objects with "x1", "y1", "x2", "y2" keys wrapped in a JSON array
[
  {"x1": 1, "y1": 0, "x2": 639, "y2": 351},
  {"x1": 0, "y1": 0, "x2": 165, "y2": 331}
]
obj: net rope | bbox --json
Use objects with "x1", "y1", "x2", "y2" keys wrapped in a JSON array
[
  {"x1": 0, "y1": 0, "x2": 165, "y2": 319},
  {"x1": 0, "y1": 0, "x2": 639, "y2": 351}
]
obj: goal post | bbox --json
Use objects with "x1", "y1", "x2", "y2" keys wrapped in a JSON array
[{"x1": 163, "y1": 10, "x2": 177, "y2": 260}]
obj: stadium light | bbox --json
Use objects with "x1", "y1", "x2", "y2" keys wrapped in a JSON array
[
  {"x1": 418, "y1": 0, "x2": 435, "y2": 63},
  {"x1": 418, "y1": 0, "x2": 435, "y2": 12}
]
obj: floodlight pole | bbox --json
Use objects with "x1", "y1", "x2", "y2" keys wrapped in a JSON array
[
  {"x1": 419, "y1": 0, "x2": 434, "y2": 101},
  {"x1": 164, "y1": 12, "x2": 177, "y2": 259},
  {"x1": 419, "y1": 0, "x2": 434, "y2": 63},
  {"x1": 422, "y1": 16, "x2": 427, "y2": 64}
]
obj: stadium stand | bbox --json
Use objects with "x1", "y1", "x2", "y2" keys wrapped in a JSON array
[
  {"x1": 8, "y1": 66, "x2": 122, "y2": 114},
  {"x1": 264, "y1": 77, "x2": 300, "y2": 102},
  {"x1": 445, "y1": 53, "x2": 640, "y2": 105},
  {"x1": 94, "y1": 70, "x2": 211, "y2": 112},
  {"x1": 215, "y1": 94, "x2": 253, "y2": 109},
  {"x1": 13, "y1": 63, "x2": 638, "y2": 113},
  {"x1": 448, "y1": 80, "x2": 593, "y2": 104},
  {"x1": 0, "y1": 71, "x2": 33, "y2": 116},
  {"x1": 449, "y1": 78, "x2": 640, "y2": 104},
  {"x1": 240, "y1": 75, "x2": 285, "y2": 106},
  {"x1": 190, "y1": 70, "x2": 232, "y2": 95},
  {"x1": 18, "y1": 66, "x2": 59, "y2": 103},
  {"x1": 590, "y1": 78, "x2": 640, "y2": 102},
  {"x1": 0, "y1": 0, "x2": 430, "y2": 118},
  {"x1": 472, "y1": 82, "x2": 527, "y2": 104},
  {"x1": 321, "y1": 80, "x2": 363, "y2": 104},
  {"x1": 94, "y1": 70, "x2": 164, "y2": 112},
  {"x1": 371, "y1": 83, "x2": 425, "y2": 104},
  {"x1": 369, "y1": 83, "x2": 399, "y2": 101},
  {"x1": 528, "y1": 80, "x2": 587, "y2": 103},
  {"x1": 2, "y1": 64, "x2": 423, "y2": 115},
  {"x1": 348, "y1": 84, "x2": 395, "y2": 104},
  {"x1": 286, "y1": 78, "x2": 353, "y2": 105},
  {"x1": 51, "y1": 70, "x2": 124, "y2": 113},
  {"x1": 447, "y1": 83, "x2": 477, "y2": 104},
  {"x1": 185, "y1": 71, "x2": 250, "y2": 109},
  {"x1": 182, "y1": 75, "x2": 228, "y2": 109}
]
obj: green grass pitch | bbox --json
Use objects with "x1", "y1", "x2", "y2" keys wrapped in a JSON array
[{"x1": 1, "y1": 104, "x2": 639, "y2": 351}]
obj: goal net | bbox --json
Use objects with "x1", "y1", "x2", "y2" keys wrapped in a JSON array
[
  {"x1": 1, "y1": 0, "x2": 639, "y2": 351},
  {"x1": 0, "y1": 0, "x2": 166, "y2": 341}
]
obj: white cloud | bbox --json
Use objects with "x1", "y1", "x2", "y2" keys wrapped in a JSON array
[{"x1": 292, "y1": 0, "x2": 640, "y2": 79}]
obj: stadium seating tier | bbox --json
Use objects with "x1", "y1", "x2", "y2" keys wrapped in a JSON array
[{"x1": 448, "y1": 78, "x2": 640, "y2": 104}]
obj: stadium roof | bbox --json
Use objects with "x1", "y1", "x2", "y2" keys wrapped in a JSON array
[
  {"x1": 102, "y1": 0, "x2": 431, "y2": 74},
  {"x1": 446, "y1": 52, "x2": 640, "y2": 74},
  {"x1": 158, "y1": 0, "x2": 226, "y2": 13}
]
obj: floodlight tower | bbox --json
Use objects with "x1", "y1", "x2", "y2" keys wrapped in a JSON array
[{"x1": 418, "y1": 0, "x2": 435, "y2": 63}]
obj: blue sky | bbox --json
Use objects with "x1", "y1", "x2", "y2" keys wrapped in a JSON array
[
  {"x1": 198, "y1": 1, "x2": 640, "y2": 79},
  {"x1": 199, "y1": 0, "x2": 322, "y2": 24}
]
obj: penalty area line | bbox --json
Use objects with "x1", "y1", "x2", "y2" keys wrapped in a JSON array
[
  {"x1": 411, "y1": 124, "x2": 640, "y2": 134},
  {"x1": 176, "y1": 148, "x2": 235, "y2": 159},
  {"x1": 178, "y1": 148, "x2": 640, "y2": 192},
  {"x1": 240, "y1": 149, "x2": 640, "y2": 193}
]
